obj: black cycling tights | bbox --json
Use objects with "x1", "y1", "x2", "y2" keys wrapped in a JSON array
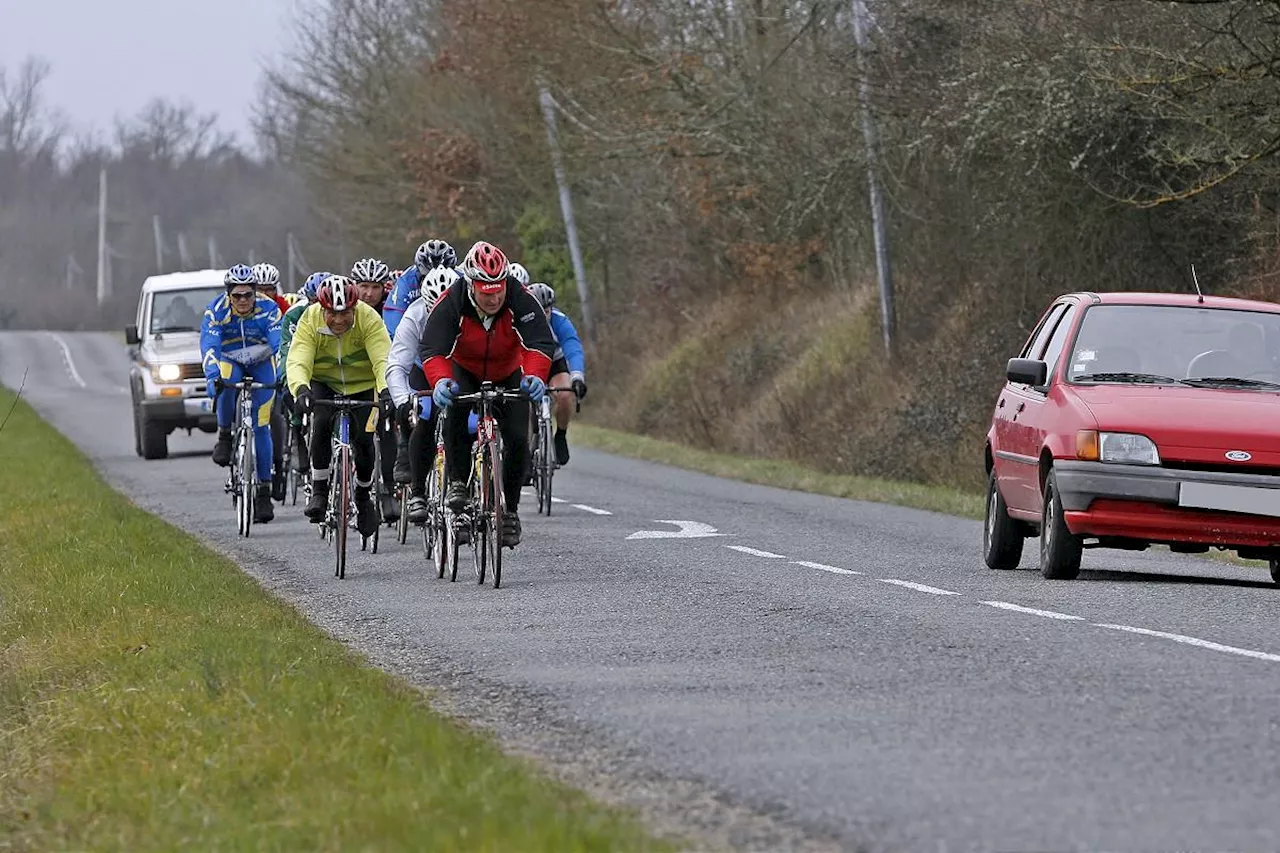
[{"x1": 309, "y1": 384, "x2": 376, "y2": 487}]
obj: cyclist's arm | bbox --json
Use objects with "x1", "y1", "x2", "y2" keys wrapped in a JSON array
[
  {"x1": 286, "y1": 307, "x2": 318, "y2": 396},
  {"x1": 511, "y1": 287, "x2": 555, "y2": 382},
  {"x1": 199, "y1": 299, "x2": 224, "y2": 382},
  {"x1": 278, "y1": 304, "x2": 301, "y2": 371},
  {"x1": 358, "y1": 302, "x2": 393, "y2": 395},
  {"x1": 551, "y1": 310, "x2": 586, "y2": 377},
  {"x1": 387, "y1": 299, "x2": 426, "y2": 406},
  {"x1": 419, "y1": 283, "x2": 464, "y2": 387}
]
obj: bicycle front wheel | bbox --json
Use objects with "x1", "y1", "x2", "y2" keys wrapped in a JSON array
[
  {"x1": 241, "y1": 429, "x2": 256, "y2": 538},
  {"x1": 335, "y1": 445, "x2": 350, "y2": 579},
  {"x1": 488, "y1": 438, "x2": 505, "y2": 589}
]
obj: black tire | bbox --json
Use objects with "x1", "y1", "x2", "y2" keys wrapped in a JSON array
[
  {"x1": 140, "y1": 414, "x2": 168, "y2": 460},
  {"x1": 132, "y1": 401, "x2": 143, "y2": 457},
  {"x1": 336, "y1": 447, "x2": 350, "y2": 579},
  {"x1": 1040, "y1": 469, "x2": 1083, "y2": 580},
  {"x1": 241, "y1": 430, "x2": 255, "y2": 539},
  {"x1": 489, "y1": 439, "x2": 504, "y2": 589},
  {"x1": 448, "y1": 512, "x2": 460, "y2": 582},
  {"x1": 397, "y1": 486, "x2": 410, "y2": 545},
  {"x1": 1269, "y1": 557, "x2": 1280, "y2": 587},
  {"x1": 983, "y1": 469, "x2": 1024, "y2": 570}
]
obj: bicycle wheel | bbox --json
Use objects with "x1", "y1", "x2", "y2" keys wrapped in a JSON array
[
  {"x1": 241, "y1": 425, "x2": 256, "y2": 538},
  {"x1": 397, "y1": 485, "x2": 410, "y2": 545},
  {"x1": 541, "y1": 415, "x2": 554, "y2": 518},
  {"x1": 335, "y1": 445, "x2": 350, "y2": 579},
  {"x1": 473, "y1": 450, "x2": 486, "y2": 585},
  {"x1": 447, "y1": 509, "x2": 460, "y2": 582},
  {"x1": 487, "y1": 438, "x2": 505, "y2": 589}
]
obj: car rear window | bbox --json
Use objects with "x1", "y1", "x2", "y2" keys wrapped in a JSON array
[{"x1": 1067, "y1": 304, "x2": 1280, "y2": 383}]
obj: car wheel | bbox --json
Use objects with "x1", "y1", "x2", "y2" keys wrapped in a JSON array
[
  {"x1": 131, "y1": 401, "x2": 143, "y2": 457},
  {"x1": 983, "y1": 469, "x2": 1024, "y2": 570},
  {"x1": 140, "y1": 414, "x2": 169, "y2": 460},
  {"x1": 1269, "y1": 557, "x2": 1280, "y2": 587},
  {"x1": 1040, "y1": 469, "x2": 1082, "y2": 580}
]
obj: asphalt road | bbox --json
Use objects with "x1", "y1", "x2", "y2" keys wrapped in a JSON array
[{"x1": 7, "y1": 330, "x2": 1280, "y2": 852}]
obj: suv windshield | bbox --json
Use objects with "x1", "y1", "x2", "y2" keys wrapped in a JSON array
[
  {"x1": 1067, "y1": 304, "x2": 1280, "y2": 387},
  {"x1": 150, "y1": 288, "x2": 221, "y2": 334}
]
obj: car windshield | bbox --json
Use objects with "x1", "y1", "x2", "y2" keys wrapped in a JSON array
[
  {"x1": 1067, "y1": 304, "x2": 1280, "y2": 387},
  {"x1": 150, "y1": 288, "x2": 221, "y2": 334}
]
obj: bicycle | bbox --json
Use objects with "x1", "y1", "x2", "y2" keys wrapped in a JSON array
[
  {"x1": 217, "y1": 378, "x2": 276, "y2": 538},
  {"x1": 450, "y1": 382, "x2": 528, "y2": 589},
  {"x1": 529, "y1": 387, "x2": 580, "y2": 516},
  {"x1": 313, "y1": 396, "x2": 380, "y2": 579}
]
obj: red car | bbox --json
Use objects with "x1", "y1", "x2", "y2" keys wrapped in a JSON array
[{"x1": 984, "y1": 291, "x2": 1280, "y2": 582}]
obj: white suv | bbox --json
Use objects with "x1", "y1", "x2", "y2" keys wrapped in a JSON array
[{"x1": 125, "y1": 270, "x2": 225, "y2": 459}]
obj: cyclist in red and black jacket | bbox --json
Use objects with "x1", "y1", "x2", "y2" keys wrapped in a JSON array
[{"x1": 418, "y1": 240, "x2": 555, "y2": 547}]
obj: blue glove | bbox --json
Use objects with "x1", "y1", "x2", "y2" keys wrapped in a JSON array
[
  {"x1": 520, "y1": 375, "x2": 547, "y2": 401},
  {"x1": 206, "y1": 378, "x2": 219, "y2": 399},
  {"x1": 433, "y1": 378, "x2": 459, "y2": 409}
]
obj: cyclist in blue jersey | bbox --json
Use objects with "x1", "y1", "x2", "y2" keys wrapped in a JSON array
[
  {"x1": 528, "y1": 282, "x2": 587, "y2": 465},
  {"x1": 201, "y1": 263, "x2": 284, "y2": 523},
  {"x1": 384, "y1": 239, "x2": 458, "y2": 339}
]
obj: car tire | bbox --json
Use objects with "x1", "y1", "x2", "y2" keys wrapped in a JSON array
[
  {"x1": 1269, "y1": 557, "x2": 1280, "y2": 587},
  {"x1": 1040, "y1": 469, "x2": 1082, "y2": 580},
  {"x1": 131, "y1": 401, "x2": 143, "y2": 457},
  {"x1": 140, "y1": 414, "x2": 168, "y2": 460},
  {"x1": 983, "y1": 469, "x2": 1024, "y2": 570}
]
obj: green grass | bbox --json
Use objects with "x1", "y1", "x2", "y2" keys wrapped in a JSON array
[
  {"x1": 572, "y1": 423, "x2": 985, "y2": 520},
  {"x1": 0, "y1": 387, "x2": 671, "y2": 852}
]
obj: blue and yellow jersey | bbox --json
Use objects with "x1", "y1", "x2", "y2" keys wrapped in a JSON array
[{"x1": 200, "y1": 293, "x2": 283, "y2": 382}]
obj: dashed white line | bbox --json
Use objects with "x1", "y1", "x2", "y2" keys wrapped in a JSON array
[
  {"x1": 550, "y1": 496, "x2": 566, "y2": 504},
  {"x1": 572, "y1": 504, "x2": 612, "y2": 515},
  {"x1": 1096, "y1": 623, "x2": 1280, "y2": 663},
  {"x1": 47, "y1": 332, "x2": 87, "y2": 388},
  {"x1": 878, "y1": 578, "x2": 962, "y2": 596},
  {"x1": 726, "y1": 545, "x2": 788, "y2": 559},
  {"x1": 981, "y1": 600, "x2": 1083, "y2": 621},
  {"x1": 792, "y1": 560, "x2": 862, "y2": 576}
]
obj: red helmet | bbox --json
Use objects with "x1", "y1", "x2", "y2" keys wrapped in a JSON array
[
  {"x1": 461, "y1": 241, "x2": 509, "y2": 292},
  {"x1": 316, "y1": 275, "x2": 355, "y2": 311}
]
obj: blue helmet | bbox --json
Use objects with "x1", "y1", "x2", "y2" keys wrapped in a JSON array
[
  {"x1": 224, "y1": 263, "x2": 255, "y2": 289},
  {"x1": 301, "y1": 271, "x2": 329, "y2": 302}
]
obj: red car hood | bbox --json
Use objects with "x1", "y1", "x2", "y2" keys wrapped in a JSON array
[{"x1": 1069, "y1": 384, "x2": 1280, "y2": 464}]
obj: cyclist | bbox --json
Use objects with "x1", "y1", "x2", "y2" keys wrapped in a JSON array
[
  {"x1": 279, "y1": 271, "x2": 329, "y2": 482},
  {"x1": 286, "y1": 275, "x2": 393, "y2": 538},
  {"x1": 350, "y1": 257, "x2": 400, "y2": 521},
  {"x1": 419, "y1": 241, "x2": 556, "y2": 547},
  {"x1": 384, "y1": 239, "x2": 458, "y2": 338},
  {"x1": 528, "y1": 282, "x2": 588, "y2": 465},
  {"x1": 508, "y1": 262, "x2": 530, "y2": 287},
  {"x1": 253, "y1": 261, "x2": 290, "y2": 499},
  {"x1": 386, "y1": 266, "x2": 469, "y2": 523},
  {"x1": 200, "y1": 263, "x2": 283, "y2": 524}
]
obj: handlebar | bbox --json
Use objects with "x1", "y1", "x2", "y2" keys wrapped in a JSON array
[{"x1": 215, "y1": 379, "x2": 275, "y2": 391}]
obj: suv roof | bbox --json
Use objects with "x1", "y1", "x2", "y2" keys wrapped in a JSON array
[
  {"x1": 1062, "y1": 290, "x2": 1280, "y2": 313},
  {"x1": 141, "y1": 270, "x2": 226, "y2": 294}
]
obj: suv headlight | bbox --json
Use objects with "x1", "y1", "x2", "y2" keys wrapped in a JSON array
[
  {"x1": 152, "y1": 363, "x2": 182, "y2": 382},
  {"x1": 1076, "y1": 430, "x2": 1161, "y2": 465}
]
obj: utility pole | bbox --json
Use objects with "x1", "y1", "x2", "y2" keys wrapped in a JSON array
[
  {"x1": 153, "y1": 214, "x2": 165, "y2": 274},
  {"x1": 178, "y1": 232, "x2": 193, "y2": 270},
  {"x1": 209, "y1": 235, "x2": 220, "y2": 269},
  {"x1": 96, "y1": 167, "x2": 110, "y2": 305},
  {"x1": 538, "y1": 82, "x2": 596, "y2": 346},
  {"x1": 852, "y1": 0, "x2": 895, "y2": 356}
]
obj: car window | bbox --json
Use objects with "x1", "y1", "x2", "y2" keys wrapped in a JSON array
[
  {"x1": 1021, "y1": 303, "x2": 1067, "y2": 359},
  {"x1": 1038, "y1": 303, "x2": 1079, "y2": 386},
  {"x1": 150, "y1": 287, "x2": 222, "y2": 334}
]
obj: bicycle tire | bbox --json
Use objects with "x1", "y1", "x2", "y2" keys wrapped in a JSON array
[
  {"x1": 336, "y1": 445, "x2": 350, "y2": 579},
  {"x1": 543, "y1": 416, "x2": 553, "y2": 519},
  {"x1": 242, "y1": 423, "x2": 255, "y2": 539},
  {"x1": 489, "y1": 437, "x2": 504, "y2": 589},
  {"x1": 473, "y1": 448, "x2": 486, "y2": 585},
  {"x1": 397, "y1": 486, "x2": 410, "y2": 545},
  {"x1": 447, "y1": 510, "x2": 460, "y2": 582}
]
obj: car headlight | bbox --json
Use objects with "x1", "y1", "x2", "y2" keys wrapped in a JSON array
[
  {"x1": 1076, "y1": 430, "x2": 1161, "y2": 465},
  {"x1": 153, "y1": 363, "x2": 182, "y2": 382}
]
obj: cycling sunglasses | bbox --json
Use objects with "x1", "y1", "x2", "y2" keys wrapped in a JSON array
[{"x1": 229, "y1": 290, "x2": 256, "y2": 301}]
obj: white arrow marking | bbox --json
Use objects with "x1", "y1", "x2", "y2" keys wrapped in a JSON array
[{"x1": 626, "y1": 520, "x2": 725, "y2": 540}]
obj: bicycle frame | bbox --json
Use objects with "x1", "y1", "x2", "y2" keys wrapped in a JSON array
[
  {"x1": 219, "y1": 378, "x2": 273, "y2": 538},
  {"x1": 313, "y1": 396, "x2": 375, "y2": 579}
]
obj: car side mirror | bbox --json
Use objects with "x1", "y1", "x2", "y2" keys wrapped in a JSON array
[
  {"x1": 125, "y1": 324, "x2": 140, "y2": 345},
  {"x1": 1007, "y1": 357, "x2": 1047, "y2": 387}
]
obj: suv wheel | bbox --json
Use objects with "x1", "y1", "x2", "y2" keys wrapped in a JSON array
[
  {"x1": 140, "y1": 413, "x2": 169, "y2": 460},
  {"x1": 131, "y1": 400, "x2": 143, "y2": 457},
  {"x1": 1040, "y1": 469, "x2": 1082, "y2": 579},
  {"x1": 983, "y1": 469, "x2": 1024, "y2": 570}
]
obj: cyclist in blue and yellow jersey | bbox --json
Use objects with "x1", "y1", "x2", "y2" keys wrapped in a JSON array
[
  {"x1": 287, "y1": 275, "x2": 393, "y2": 536},
  {"x1": 201, "y1": 263, "x2": 283, "y2": 524}
]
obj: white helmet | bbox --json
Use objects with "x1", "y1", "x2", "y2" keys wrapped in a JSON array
[
  {"x1": 251, "y1": 262, "x2": 280, "y2": 288},
  {"x1": 421, "y1": 266, "x2": 459, "y2": 307},
  {"x1": 508, "y1": 262, "x2": 530, "y2": 286},
  {"x1": 528, "y1": 282, "x2": 556, "y2": 312}
]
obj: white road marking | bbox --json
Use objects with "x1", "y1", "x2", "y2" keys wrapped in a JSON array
[
  {"x1": 878, "y1": 578, "x2": 962, "y2": 596},
  {"x1": 626, "y1": 520, "x2": 725, "y2": 540},
  {"x1": 1096, "y1": 623, "x2": 1280, "y2": 664},
  {"x1": 981, "y1": 600, "x2": 1082, "y2": 620},
  {"x1": 48, "y1": 332, "x2": 87, "y2": 388},
  {"x1": 572, "y1": 504, "x2": 612, "y2": 515},
  {"x1": 550, "y1": 496, "x2": 566, "y2": 503},
  {"x1": 792, "y1": 560, "x2": 862, "y2": 576},
  {"x1": 725, "y1": 545, "x2": 787, "y2": 559}
]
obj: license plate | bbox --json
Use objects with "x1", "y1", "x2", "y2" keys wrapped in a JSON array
[{"x1": 1178, "y1": 482, "x2": 1280, "y2": 518}]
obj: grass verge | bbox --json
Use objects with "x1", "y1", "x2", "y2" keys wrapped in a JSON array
[
  {"x1": 572, "y1": 422, "x2": 985, "y2": 520},
  {"x1": 0, "y1": 387, "x2": 670, "y2": 852}
]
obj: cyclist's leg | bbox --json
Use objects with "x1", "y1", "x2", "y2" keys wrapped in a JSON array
[
  {"x1": 377, "y1": 414, "x2": 399, "y2": 519},
  {"x1": 269, "y1": 393, "x2": 288, "y2": 498},
  {"x1": 212, "y1": 360, "x2": 240, "y2": 465},
  {"x1": 349, "y1": 389, "x2": 379, "y2": 535},
  {"x1": 497, "y1": 371, "x2": 532, "y2": 511},
  {"x1": 305, "y1": 382, "x2": 337, "y2": 518},
  {"x1": 548, "y1": 357, "x2": 573, "y2": 465},
  {"x1": 249, "y1": 360, "x2": 277, "y2": 522},
  {"x1": 400, "y1": 368, "x2": 431, "y2": 486},
  {"x1": 408, "y1": 405, "x2": 433, "y2": 496},
  {"x1": 444, "y1": 366, "x2": 481, "y2": 508}
]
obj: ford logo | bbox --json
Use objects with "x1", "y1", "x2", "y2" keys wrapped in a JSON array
[{"x1": 1226, "y1": 450, "x2": 1253, "y2": 462}]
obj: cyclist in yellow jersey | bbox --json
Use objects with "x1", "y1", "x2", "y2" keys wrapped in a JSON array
[{"x1": 286, "y1": 275, "x2": 393, "y2": 535}]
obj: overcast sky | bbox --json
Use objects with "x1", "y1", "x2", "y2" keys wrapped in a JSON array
[{"x1": 3, "y1": 0, "x2": 301, "y2": 148}]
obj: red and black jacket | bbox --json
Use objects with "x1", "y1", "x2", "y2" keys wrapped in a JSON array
[{"x1": 419, "y1": 278, "x2": 555, "y2": 387}]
